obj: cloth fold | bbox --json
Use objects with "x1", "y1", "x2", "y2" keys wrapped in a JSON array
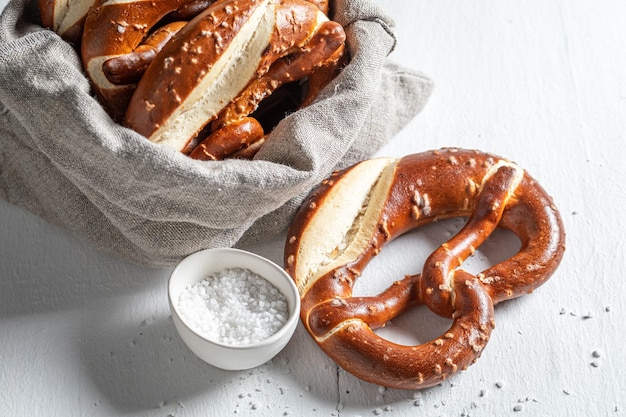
[{"x1": 0, "y1": 0, "x2": 433, "y2": 267}]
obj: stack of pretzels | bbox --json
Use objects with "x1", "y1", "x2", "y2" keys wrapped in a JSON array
[{"x1": 39, "y1": 0, "x2": 346, "y2": 160}]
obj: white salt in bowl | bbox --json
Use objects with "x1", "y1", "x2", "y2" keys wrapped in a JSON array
[{"x1": 168, "y1": 247, "x2": 301, "y2": 370}]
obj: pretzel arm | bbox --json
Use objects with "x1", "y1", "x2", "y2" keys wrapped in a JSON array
[
  {"x1": 212, "y1": 20, "x2": 345, "y2": 129},
  {"x1": 306, "y1": 0, "x2": 329, "y2": 14},
  {"x1": 421, "y1": 164, "x2": 524, "y2": 317},
  {"x1": 307, "y1": 273, "x2": 420, "y2": 337},
  {"x1": 103, "y1": 21, "x2": 188, "y2": 85},
  {"x1": 164, "y1": 0, "x2": 217, "y2": 21},
  {"x1": 189, "y1": 117, "x2": 265, "y2": 161},
  {"x1": 301, "y1": 45, "x2": 347, "y2": 107},
  {"x1": 228, "y1": 135, "x2": 268, "y2": 159}
]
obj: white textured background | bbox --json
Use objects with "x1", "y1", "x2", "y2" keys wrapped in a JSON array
[{"x1": 1, "y1": 0, "x2": 625, "y2": 416}]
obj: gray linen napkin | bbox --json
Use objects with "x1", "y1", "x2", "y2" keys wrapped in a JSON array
[{"x1": 0, "y1": 0, "x2": 432, "y2": 267}]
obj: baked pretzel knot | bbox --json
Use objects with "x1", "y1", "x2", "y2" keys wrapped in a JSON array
[{"x1": 284, "y1": 148, "x2": 566, "y2": 389}]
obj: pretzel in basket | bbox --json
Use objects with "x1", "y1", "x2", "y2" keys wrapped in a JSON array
[
  {"x1": 284, "y1": 148, "x2": 566, "y2": 389},
  {"x1": 123, "y1": 0, "x2": 346, "y2": 159},
  {"x1": 80, "y1": 0, "x2": 217, "y2": 121}
]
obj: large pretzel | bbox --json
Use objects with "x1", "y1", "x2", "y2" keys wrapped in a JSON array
[{"x1": 284, "y1": 148, "x2": 566, "y2": 389}]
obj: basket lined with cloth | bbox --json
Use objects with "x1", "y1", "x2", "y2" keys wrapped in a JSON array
[{"x1": 0, "y1": 0, "x2": 432, "y2": 267}]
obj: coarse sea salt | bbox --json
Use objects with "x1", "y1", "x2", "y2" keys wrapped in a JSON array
[{"x1": 177, "y1": 268, "x2": 289, "y2": 345}]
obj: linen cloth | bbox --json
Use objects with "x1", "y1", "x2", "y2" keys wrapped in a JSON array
[{"x1": 0, "y1": 0, "x2": 433, "y2": 266}]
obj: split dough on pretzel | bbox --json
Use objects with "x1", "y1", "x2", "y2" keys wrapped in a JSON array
[{"x1": 39, "y1": 0, "x2": 97, "y2": 44}]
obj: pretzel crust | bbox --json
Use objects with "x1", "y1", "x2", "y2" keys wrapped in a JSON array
[
  {"x1": 81, "y1": 0, "x2": 203, "y2": 120},
  {"x1": 284, "y1": 148, "x2": 566, "y2": 389},
  {"x1": 39, "y1": 0, "x2": 97, "y2": 44}
]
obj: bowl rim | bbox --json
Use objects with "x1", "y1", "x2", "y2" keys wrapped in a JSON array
[{"x1": 168, "y1": 247, "x2": 301, "y2": 350}]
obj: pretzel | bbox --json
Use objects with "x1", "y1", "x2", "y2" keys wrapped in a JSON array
[
  {"x1": 284, "y1": 148, "x2": 566, "y2": 389},
  {"x1": 81, "y1": 0, "x2": 210, "y2": 120},
  {"x1": 39, "y1": 0, "x2": 98, "y2": 45},
  {"x1": 123, "y1": 0, "x2": 345, "y2": 158}
]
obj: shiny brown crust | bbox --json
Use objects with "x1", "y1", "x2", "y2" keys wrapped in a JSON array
[
  {"x1": 229, "y1": 135, "x2": 267, "y2": 159},
  {"x1": 305, "y1": 0, "x2": 328, "y2": 14},
  {"x1": 301, "y1": 44, "x2": 346, "y2": 107},
  {"x1": 102, "y1": 21, "x2": 189, "y2": 85},
  {"x1": 81, "y1": 0, "x2": 201, "y2": 120},
  {"x1": 189, "y1": 117, "x2": 264, "y2": 160},
  {"x1": 38, "y1": 0, "x2": 96, "y2": 45},
  {"x1": 284, "y1": 148, "x2": 566, "y2": 389},
  {"x1": 163, "y1": 0, "x2": 218, "y2": 21},
  {"x1": 39, "y1": 0, "x2": 55, "y2": 29},
  {"x1": 123, "y1": 0, "x2": 269, "y2": 140}
]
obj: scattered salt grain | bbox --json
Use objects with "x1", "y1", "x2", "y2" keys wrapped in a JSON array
[{"x1": 177, "y1": 268, "x2": 289, "y2": 345}]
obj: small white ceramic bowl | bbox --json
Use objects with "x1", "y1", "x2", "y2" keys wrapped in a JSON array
[{"x1": 168, "y1": 247, "x2": 301, "y2": 370}]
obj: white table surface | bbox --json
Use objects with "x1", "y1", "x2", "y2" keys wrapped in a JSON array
[{"x1": 1, "y1": 1, "x2": 625, "y2": 416}]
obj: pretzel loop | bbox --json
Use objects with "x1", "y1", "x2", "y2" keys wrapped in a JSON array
[
  {"x1": 305, "y1": 268, "x2": 494, "y2": 389},
  {"x1": 420, "y1": 163, "x2": 523, "y2": 318},
  {"x1": 285, "y1": 148, "x2": 566, "y2": 389}
]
